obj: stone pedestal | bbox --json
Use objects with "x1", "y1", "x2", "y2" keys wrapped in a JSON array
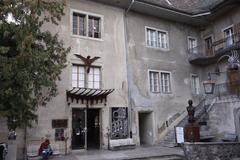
[{"x1": 184, "y1": 123, "x2": 200, "y2": 142}]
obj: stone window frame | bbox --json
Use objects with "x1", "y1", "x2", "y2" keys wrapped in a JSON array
[
  {"x1": 70, "y1": 9, "x2": 104, "y2": 41},
  {"x1": 145, "y1": 26, "x2": 169, "y2": 51},
  {"x1": 148, "y1": 69, "x2": 172, "y2": 94}
]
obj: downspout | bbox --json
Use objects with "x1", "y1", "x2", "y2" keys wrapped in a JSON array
[
  {"x1": 126, "y1": 0, "x2": 135, "y2": 15},
  {"x1": 124, "y1": 0, "x2": 135, "y2": 139}
]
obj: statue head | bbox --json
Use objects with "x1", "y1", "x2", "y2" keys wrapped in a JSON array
[{"x1": 188, "y1": 99, "x2": 193, "y2": 106}]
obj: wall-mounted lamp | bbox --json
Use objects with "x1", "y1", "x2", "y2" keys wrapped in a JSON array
[{"x1": 203, "y1": 73, "x2": 215, "y2": 94}]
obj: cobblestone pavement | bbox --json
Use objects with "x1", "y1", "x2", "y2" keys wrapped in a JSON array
[{"x1": 49, "y1": 145, "x2": 185, "y2": 160}]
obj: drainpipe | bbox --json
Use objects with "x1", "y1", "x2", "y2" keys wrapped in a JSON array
[
  {"x1": 126, "y1": 0, "x2": 135, "y2": 15},
  {"x1": 124, "y1": 0, "x2": 134, "y2": 140}
]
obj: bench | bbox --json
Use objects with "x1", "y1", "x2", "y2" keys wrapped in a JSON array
[{"x1": 109, "y1": 138, "x2": 135, "y2": 150}]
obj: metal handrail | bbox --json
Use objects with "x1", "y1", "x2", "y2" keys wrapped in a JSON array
[{"x1": 188, "y1": 33, "x2": 240, "y2": 58}]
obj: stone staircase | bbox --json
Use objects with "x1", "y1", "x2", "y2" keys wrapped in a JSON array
[{"x1": 161, "y1": 99, "x2": 211, "y2": 146}]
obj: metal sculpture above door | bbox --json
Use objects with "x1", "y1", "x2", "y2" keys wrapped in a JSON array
[{"x1": 74, "y1": 54, "x2": 100, "y2": 73}]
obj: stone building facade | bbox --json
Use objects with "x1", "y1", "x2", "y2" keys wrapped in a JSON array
[
  {"x1": 2, "y1": 0, "x2": 240, "y2": 159},
  {"x1": 25, "y1": 0, "x2": 130, "y2": 156}
]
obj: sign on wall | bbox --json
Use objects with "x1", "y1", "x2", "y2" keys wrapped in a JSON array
[
  {"x1": 52, "y1": 119, "x2": 68, "y2": 128},
  {"x1": 111, "y1": 107, "x2": 128, "y2": 139}
]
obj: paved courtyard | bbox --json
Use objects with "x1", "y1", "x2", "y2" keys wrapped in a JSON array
[{"x1": 48, "y1": 145, "x2": 185, "y2": 160}]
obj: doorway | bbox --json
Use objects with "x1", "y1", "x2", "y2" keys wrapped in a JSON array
[
  {"x1": 72, "y1": 108, "x2": 85, "y2": 149},
  {"x1": 72, "y1": 108, "x2": 100, "y2": 150},
  {"x1": 138, "y1": 112, "x2": 153, "y2": 145},
  {"x1": 87, "y1": 109, "x2": 100, "y2": 149}
]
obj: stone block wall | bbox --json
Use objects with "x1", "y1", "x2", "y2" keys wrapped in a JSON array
[{"x1": 183, "y1": 142, "x2": 240, "y2": 160}]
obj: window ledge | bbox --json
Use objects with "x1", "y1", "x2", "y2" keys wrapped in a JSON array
[
  {"x1": 71, "y1": 34, "x2": 104, "y2": 42},
  {"x1": 149, "y1": 92, "x2": 173, "y2": 96},
  {"x1": 146, "y1": 46, "x2": 170, "y2": 51}
]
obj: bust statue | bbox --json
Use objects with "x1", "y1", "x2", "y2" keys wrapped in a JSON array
[{"x1": 187, "y1": 99, "x2": 195, "y2": 123}]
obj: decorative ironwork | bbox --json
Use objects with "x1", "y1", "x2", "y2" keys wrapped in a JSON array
[
  {"x1": 111, "y1": 107, "x2": 128, "y2": 139},
  {"x1": 188, "y1": 33, "x2": 240, "y2": 65}
]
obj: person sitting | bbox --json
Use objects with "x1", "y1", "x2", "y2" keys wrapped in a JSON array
[{"x1": 38, "y1": 139, "x2": 53, "y2": 158}]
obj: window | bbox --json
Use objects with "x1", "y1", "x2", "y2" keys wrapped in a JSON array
[
  {"x1": 204, "y1": 37, "x2": 213, "y2": 56},
  {"x1": 160, "y1": 72, "x2": 171, "y2": 93},
  {"x1": 73, "y1": 13, "x2": 86, "y2": 36},
  {"x1": 188, "y1": 37, "x2": 197, "y2": 54},
  {"x1": 146, "y1": 27, "x2": 169, "y2": 49},
  {"x1": 149, "y1": 71, "x2": 160, "y2": 92},
  {"x1": 88, "y1": 67, "x2": 100, "y2": 89},
  {"x1": 149, "y1": 70, "x2": 171, "y2": 93},
  {"x1": 88, "y1": 16, "x2": 101, "y2": 38},
  {"x1": 191, "y1": 74, "x2": 200, "y2": 95},
  {"x1": 72, "y1": 65, "x2": 101, "y2": 89},
  {"x1": 224, "y1": 27, "x2": 234, "y2": 47},
  {"x1": 72, "y1": 11, "x2": 101, "y2": 39},
  {"x1": 72, "y1": 65, "x2": 85, "y2": 88}
]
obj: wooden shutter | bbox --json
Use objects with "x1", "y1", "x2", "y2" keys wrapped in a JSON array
[{"x1": 234, "y1": 22, "x2": 240, "y2": 34}]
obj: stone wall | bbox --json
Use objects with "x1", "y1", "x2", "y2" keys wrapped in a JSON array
[{"x1": 183, "y1": 142, "x2": 240, "y2": 160}]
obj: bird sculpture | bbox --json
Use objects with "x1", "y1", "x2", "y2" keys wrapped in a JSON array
[{"x1": 74, "y1": 54, "x2": 100, "y2": 73}]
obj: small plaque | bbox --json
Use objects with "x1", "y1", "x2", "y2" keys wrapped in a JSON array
[{"x1": 52, "y1": 119, "x2": 68, "y2": 128}]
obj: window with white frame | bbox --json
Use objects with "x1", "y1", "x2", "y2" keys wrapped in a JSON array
[
  {"x1": 149, "y1": 70, "x2": 171, "y2": 93},
  {"x1": 149, "y1": 71, "x2": 160, "y2": 92},
  {"x1": 88, "y1": 67, "x2": 100, "y2": 89},
  {"x1": 146, "y1": 27, "x2": 169, "y2": 49},
  {"x1": 72, "y1": 12, "x2": 101, "y2": 39},
  {"x1": 191, "y1": 74, "x2": 200, "y2": 95},
  {"x1": 188, "y1": 37, "x2": 197, "y2": 54},
  {"x1": 223, "y1": 26, "x2": 234, "y2": 47},
  {"x1": 72, "y1": 65, "x2": 101, "y2": 89},
  {"x1": 160, "y1": 72, "x2": 171, "y2": 93}
]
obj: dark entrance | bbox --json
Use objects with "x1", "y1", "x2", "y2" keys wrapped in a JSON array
[
  {"x1": 72, "y1": 108, "x2": 100, "y2": 150},
  {"x1": 87, "y1": 109, "x2": 100, "y2": 149},
  {"x1": 72, "y1": 108, "x2": 85, "y2": 149},
  {"x1": 139, "y1": 112, "x2": 153, "y2": 145}
]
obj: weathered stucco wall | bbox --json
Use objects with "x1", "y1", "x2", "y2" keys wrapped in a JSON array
[
  {"x1": 207, "y1": 98, "x2": 240, "y2": 141},
  {"x1": 26, "y1": 0, "x2": 129, "y2": 155},
  {"x1": 125, "y1": 11, "x2": 202, "y2": 144}
]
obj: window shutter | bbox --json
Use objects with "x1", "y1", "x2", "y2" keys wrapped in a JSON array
[{"x1": 234, "y1": 22, "x2": 240, "y2": 35}]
